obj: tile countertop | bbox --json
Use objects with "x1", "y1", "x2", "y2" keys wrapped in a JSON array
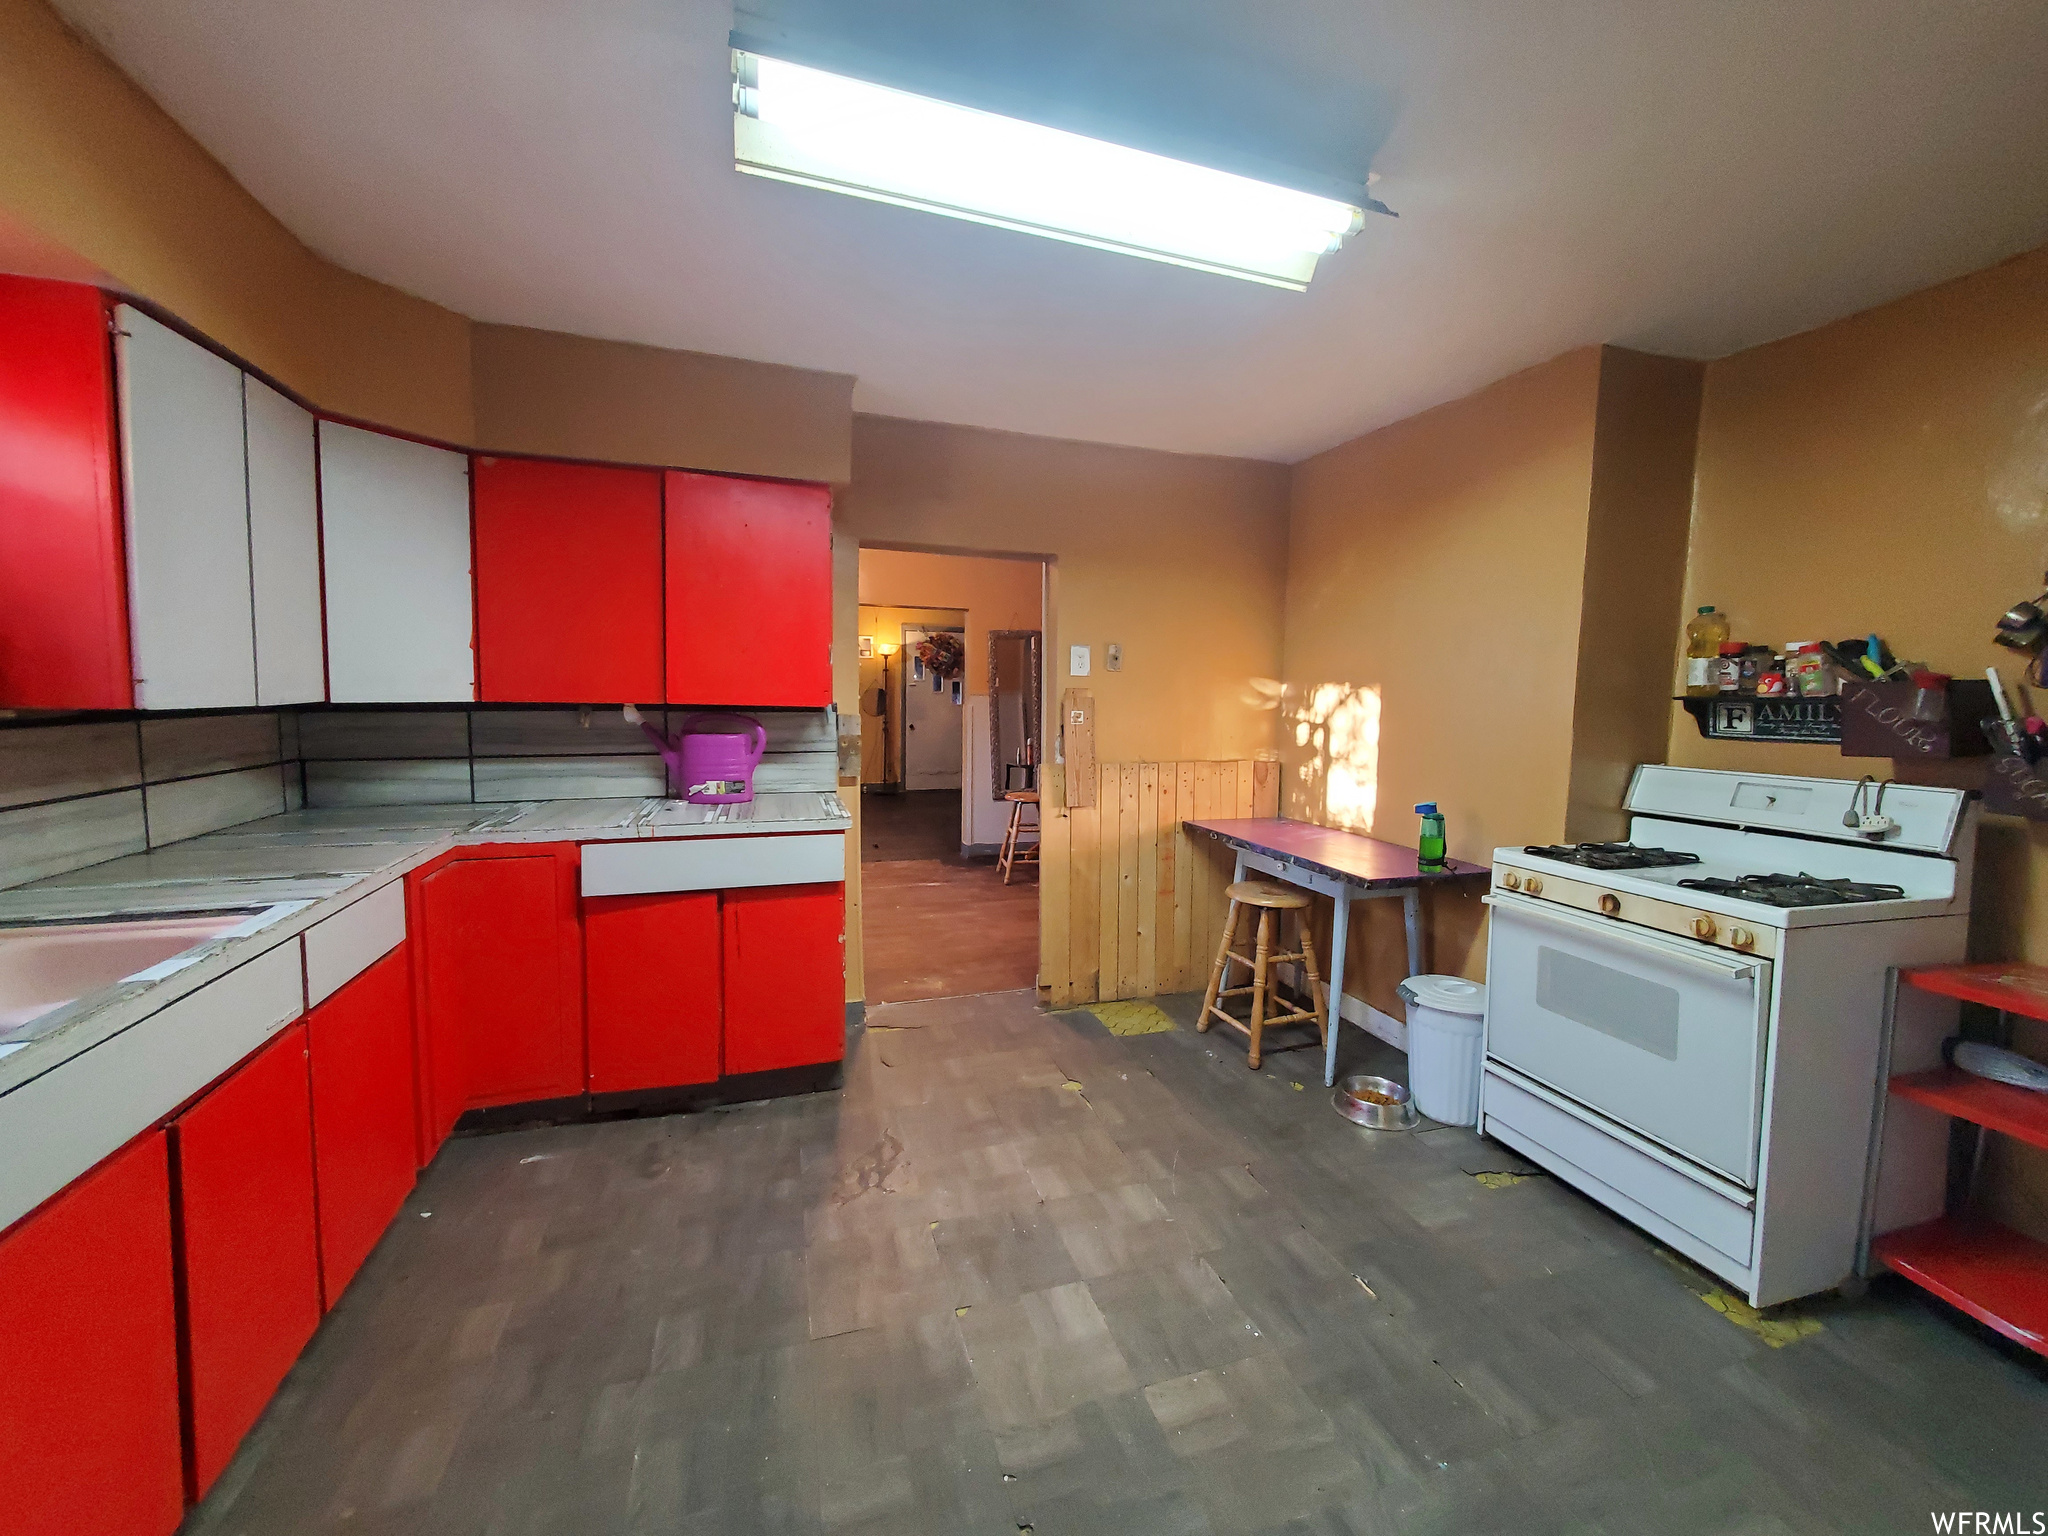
[{"x1": 0, "y1": 792, "x2": 850, "y2": 1096}]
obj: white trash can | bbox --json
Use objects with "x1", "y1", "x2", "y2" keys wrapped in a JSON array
[{"x1": 1398, "y1": 975, "x2": 1487, "y2": 1126}]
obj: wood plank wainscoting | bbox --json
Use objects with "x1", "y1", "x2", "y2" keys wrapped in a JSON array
[{"x1": 1039, "y1": 759, "x2": 1280, "y2": 1007}]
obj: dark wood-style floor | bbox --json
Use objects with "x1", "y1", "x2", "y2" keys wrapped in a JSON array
[
  {"x1": 861, "y1": 789, "x2": 1038, "y2": 1005},
  {"x1": 187, "y1": 990, "x2": 2046, "y2": 1536}
]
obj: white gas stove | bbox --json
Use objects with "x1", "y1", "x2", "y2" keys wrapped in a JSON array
[{"x1": 1480, "y1": 766, "x2": 1976, "y2": 1306}]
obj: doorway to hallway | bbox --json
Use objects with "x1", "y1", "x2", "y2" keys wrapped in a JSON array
[{"x1": 856, "y1": 549, "x2": 1044, "y2": 1004}]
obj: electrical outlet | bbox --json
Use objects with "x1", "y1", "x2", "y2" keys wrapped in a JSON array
[
  {"x1": 1106, "y1": 644, "x2": 1122, "y2": 672},
  {"x1": 1070, "y1": 644, "x2": 1091, "y2": 677}
]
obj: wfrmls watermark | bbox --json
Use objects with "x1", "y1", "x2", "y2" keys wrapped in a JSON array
[{"x1": 1930, "y1": 1515, "x2": 2047, "y2": 1534}]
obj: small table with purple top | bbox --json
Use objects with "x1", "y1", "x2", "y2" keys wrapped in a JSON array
[{"x1": 1183, "y1": 817, "x2": 1490, "y2": 1087}]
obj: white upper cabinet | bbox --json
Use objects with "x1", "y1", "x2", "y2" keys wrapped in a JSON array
[
  {"x1": 318, "y1": 422, "x2": 475, "y2": 703},
  {"x1": 114, "y1": 305, "x2": 256, "y2": 710},
  {"x1": 242, "y1": 377, "x2": 325, "y2": 704}
]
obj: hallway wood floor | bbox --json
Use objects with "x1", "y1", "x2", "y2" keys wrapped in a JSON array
[
  {"x1": 186, "y1": 990, "x2": 2046, "y2": 1536},
  {"x1": 861, "y1": 790, "x2": 1038, "y2": 1004}
]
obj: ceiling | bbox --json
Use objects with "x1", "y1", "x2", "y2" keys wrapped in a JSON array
[{"x1": 50, "y1": 0, "x2": 2048, "y2": 462}]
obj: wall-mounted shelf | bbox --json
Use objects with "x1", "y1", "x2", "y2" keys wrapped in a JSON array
[
  {"x1": 1677, "y1": 695, "x2": 1841, "y2": 744},
  {"x1": 1678, "y1": 677, "x2": 1996, "y2": 758}
]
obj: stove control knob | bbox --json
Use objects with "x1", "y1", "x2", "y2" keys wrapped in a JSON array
[
  {"x1": 1598, "y1": 894, "x2": 1621, "y2": 916},
  {"x1": 1501, "y1": 872, "x2": 1522, "y2": 891},
  {"x1": 1693, "y1": 915, "x2": 1719, "y2": 942},
  {"x1": 1524, "y1": 877, "x2": 1544, "y2": 896},
  {"x1": 1729, "y1": 927, "x2": 1755, "y2": 951}
]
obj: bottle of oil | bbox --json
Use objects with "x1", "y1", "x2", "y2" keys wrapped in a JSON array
[
  {"x1": 1414, "y1": 802, "x2": 1446, "y2": 867},
  {"x1": 1684, "y1": 607, "x2": 1730, "y2": 697}
]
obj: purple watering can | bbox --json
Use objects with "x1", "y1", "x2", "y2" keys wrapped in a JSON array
[{"x1": 627, "y1": 707, "x2": 766, "y2": 804}]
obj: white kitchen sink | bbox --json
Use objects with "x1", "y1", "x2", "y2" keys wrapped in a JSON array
[{"x1": 0, "y1": 914, "x2": 259, "y2": 1034}]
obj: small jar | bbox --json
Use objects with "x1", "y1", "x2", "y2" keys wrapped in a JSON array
[
  {"x1": 1715, "y1": 642, "x2": 1744, "y2": 692},
  {"x1": 1737, "y1": 646, "x2": 1770, "y2": 693},
  {"x1": 1787, "y1": 643, "x2": 1830, "y2": 697}
]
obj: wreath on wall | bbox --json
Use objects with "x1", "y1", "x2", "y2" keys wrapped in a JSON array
[{"x1": 914, "y1": 631, "x2": 966, "y2": 680}]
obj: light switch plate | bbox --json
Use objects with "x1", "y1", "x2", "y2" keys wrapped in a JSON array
[
  {"x1": 1070, "y1": 644, "x2": 1091, "y2": 677},
  {"x1": 1106, "y1": 644, "x2": 1122, "y2": 672}
]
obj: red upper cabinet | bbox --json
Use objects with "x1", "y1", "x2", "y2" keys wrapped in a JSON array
[
  {"x1": 173, "y1": 1024, "x2": 323, "y2": 1500},
  {"x1": 0, "y1": 276, "x2": 130, "y2": 710},
  {"x1": 585, "y1": 891, "x2": 722, "y2": 1092},
  {"x1": 474, "y1": 457, "x2": 665, "y2": 703},
  {"x1": 415, "y1": 847, "x2": 584, "y2": 1117},
  {"x1": 0, "y1": 1132, "x2": 185, "y2": 1536},
  {"x1": 307, "y1": 946, "x2": 418, "y2": 1303},
  {"x1": 722, "y1": 883, "x2": 846, "y2": 1075},
  {"x1": 665, "y1": 470, "x2": 832, "y2": 706}
]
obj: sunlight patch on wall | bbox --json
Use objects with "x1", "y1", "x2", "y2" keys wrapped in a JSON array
[
  {"x1": 1288, "y1": 682, "x2": 1381, "y2": 831},
  {"x1": 1989, "y1": 389, "x2": 2048, "y2": 535}
]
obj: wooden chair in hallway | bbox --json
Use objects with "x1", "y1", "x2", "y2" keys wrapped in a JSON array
[
  {"x1": 997, "y1": 791, "x2": 1039, "y2": 883},
  {"x1": 1198, "y1": 879, "x2": 1327, "y2": 1069}
]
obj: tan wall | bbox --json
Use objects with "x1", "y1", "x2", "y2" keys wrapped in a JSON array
[
  {"x1": 0, "y1": 0, "x2": 474, "y2": 441},
  {"x1": 1281, "y1": 348, "x2": 1607, "y2": 1011},
  {"x1": 1671, "y1": 243, "x2": 2048, "y2": 1239},
  {"x1": 838, "y1": 415, "x2": 1292, "y2": 769},
  {"x1": 471, "y1": 323, "x2": 853, "y2": 484}
]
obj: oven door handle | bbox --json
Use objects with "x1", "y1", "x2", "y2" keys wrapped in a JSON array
[{"x1": 1482, "y1": 892, "x2": 1762, "y2": 982}]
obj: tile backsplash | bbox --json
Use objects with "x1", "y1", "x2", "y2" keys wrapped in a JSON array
[
  {"x1": 0, "y1": 704, "x2": 838, "y2": 892},
  {"x1": 296, "y1": 706, "x2": 836, "y2": 809},
  {"x1": 0, "y1": 714, "x2": 295, "y2": 891}
]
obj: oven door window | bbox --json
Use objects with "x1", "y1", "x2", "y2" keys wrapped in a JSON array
[{"x1": 1486, "y1": 899, "x2": 1770, "y2": 1185}]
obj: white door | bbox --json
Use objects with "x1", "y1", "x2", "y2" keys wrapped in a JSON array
[
  {"x1": 243, "y1": 377, "x2": 324, "y2": 704},
  {"x1": 318, "y1": 422, "x2": 474, "y2": 703},
  {"x1": 901, "y1": 628, "x2": 963, "y2": 791},
  {"x1": 1484, "y1": 892, "x2": 1772, "y2": 1185},
  {"x1": 114, "y1": 306, "x2": 256, "y2": 709}
]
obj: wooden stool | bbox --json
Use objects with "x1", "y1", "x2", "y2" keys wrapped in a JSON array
[
  {"x1": 1198, "y1": 879, "x2": 1327, "y2": 1069},
  {"x1": 998, "y1": 791, "x2": 1039, "y2": 884}
]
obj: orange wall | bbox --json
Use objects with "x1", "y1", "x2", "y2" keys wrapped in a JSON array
[
  {"x1": 855, "y1": 604, "x2": 967, "y2": 787},
  {"x1": 838, "y1": 415, "x2": 1291, "y2": 772},
  {"x1": 1282, "y1": 349, "x2": 1606, "y2": 1007},
  {"x1": 1670, "y1": 243, "x2": 2048, "y2": 1239},
  {"x1": 0, "y1": 0, "x2": 855, "y2": 478},
  {"x1": 858, "y1": 549, "x2": 1042, "y2": 701}
]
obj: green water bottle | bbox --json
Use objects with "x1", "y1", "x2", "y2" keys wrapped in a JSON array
[{"x1": 1415, "y1": 802, "x2": 1446, "y2": 867}]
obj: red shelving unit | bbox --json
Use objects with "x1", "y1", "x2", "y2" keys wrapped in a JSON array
[
  {"x1": 1877, "y1": 962, "x2": 2048, "y2": 1357},
  {"x1": 1890, "y1": 1067, "x2": 2048, "y2": 1152},
  {"x1": 1871, "y1": 1217, "x2": 2048, "y2": 1355},
  {"x1": 1899, "y1": 961, "x2": 2048, "y2": 1018}
]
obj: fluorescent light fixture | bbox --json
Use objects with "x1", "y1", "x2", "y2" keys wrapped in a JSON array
[{"x1": 732, "y1": 52, "x2": 1364, "y2": 290}]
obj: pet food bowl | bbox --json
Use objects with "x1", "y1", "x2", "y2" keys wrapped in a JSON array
[{"x1": 1333, "y1": 1073, "x2": 1419, "y2": 1131}]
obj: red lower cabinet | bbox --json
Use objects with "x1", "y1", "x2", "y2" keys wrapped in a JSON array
[
  {"x1": 0, "y1": 1132, "x2": 184, "y2": 1536},
  {"x1": 722, "y1": 883, "x2": 846, "y2": 1075},
  {"x1": 173, "y1": 1023, "x2": 323, "y2": 1500},
  {"x1": 308, "y1": 945, "x2": 418, "y2": 1303},
  {"x1": 415, "y1": 846, "x2": 583, "y2": 1125},
  {"x1": 585, "y1": 891, "x2": 722, "y2": 1091}
]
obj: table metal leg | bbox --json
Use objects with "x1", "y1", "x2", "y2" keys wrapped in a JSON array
[
  {"x1": 1232, "y1": 851, "x2": 1246, "y2": 885},
  {"x1": 1402, "y1": 887, "x2": 1424, "y2": 980},
  {"x1": 1324, "y1": 889, "x2": 1349, "y2": 1087}
]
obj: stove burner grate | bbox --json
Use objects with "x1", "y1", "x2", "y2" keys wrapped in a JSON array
[
  {"x1": 1675, "y1": 872, "x2": 1907, "y2": 908},
  {"x1": 1521, "y1": 842, "x2": 1704, "y2": 871}
]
